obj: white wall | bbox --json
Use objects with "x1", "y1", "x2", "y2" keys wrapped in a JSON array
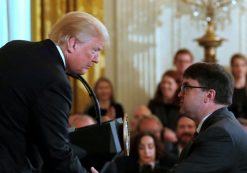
[{"x1": 104, "y1": 0, "x2": 247, "y2": 115}]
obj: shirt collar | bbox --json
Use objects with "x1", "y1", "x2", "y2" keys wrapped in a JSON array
[
  {"x1": 178, "y1": 145, "x2": 183, "y2": 156},
  {"x1": 55, "y1": 44, "x2": 66, "y2": 67},
  {"x1": 196, "y1": 113, "x2": 212, "y2": 133}
]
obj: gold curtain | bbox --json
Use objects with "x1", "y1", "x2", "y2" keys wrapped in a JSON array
[{"x1": 31, "y1": 0, "x2": 105, "y2": 113}]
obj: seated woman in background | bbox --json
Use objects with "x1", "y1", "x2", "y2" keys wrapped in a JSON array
[
  {"x1": 85, "y1": 77, "x2": 124, "y2": 122},
  {"x1": 228, "y1": 53, "x2": 247, "y2": 118},
  {"x1": 103, "y1": 132, "x2": 169, "y2": 173},
  {"x1": 148, "y1": 70, "x2": 180, "y2": 135},
  {"x1": 130, "y1": 132, "x2": 169, "y2": 173}
]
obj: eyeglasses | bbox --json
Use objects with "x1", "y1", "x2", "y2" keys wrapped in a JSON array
[{"x1": 180, "y1": 84, "x2": 209, "y2": 93}]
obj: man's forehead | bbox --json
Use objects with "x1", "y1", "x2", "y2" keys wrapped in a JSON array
[
  {"x1": 141, "y1": 120, "x2": 161, "y2": 128},
  {"x1": 182, "y1": 78, "x2": 199, "y2": 85},
  {"x1": 178, "y1": 117, "x2": 196, "y2": 125}
]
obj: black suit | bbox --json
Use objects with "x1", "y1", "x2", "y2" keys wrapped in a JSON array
[
  {"x1": 0, "y1": 40, "x2": 86, "y2": 173},
  {"x1": 170, "y1": 107, "x2": 247, "y2": 173}
]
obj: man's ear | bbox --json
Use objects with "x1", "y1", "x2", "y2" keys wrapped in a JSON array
[
  {"x1": 67, "y1": 37, "x2": 77, "y2": 53},
  {"x1": 204, "y1": 89, "x2": 216, "y2": 103}
]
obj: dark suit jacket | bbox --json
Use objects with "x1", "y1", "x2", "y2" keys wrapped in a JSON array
[
  {"x1": 148, "y1": 99, "x2": 180, "y2": 131},
  {"x1": 85, "y1": 102, "x2": 124, "y2": 121},
  {"x1": 169, "y1": 107, "x2": 247, "y2": 173},
  {"x1": 0, "y1": 40, "x2": 86, "y2": 173}
]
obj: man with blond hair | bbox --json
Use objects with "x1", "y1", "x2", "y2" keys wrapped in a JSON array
[{"x1": 0, "y1": 12, "x2": 109, "y2": 173}]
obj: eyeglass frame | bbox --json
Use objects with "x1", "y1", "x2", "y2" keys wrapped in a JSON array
[{"x1": 180, "y1": 84, "x2": 209, "y2": 93}]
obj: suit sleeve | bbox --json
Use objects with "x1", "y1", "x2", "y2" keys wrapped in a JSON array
[
  {"x1": 31, "y1": 80, "x2": 87, "y2": 173},
  {"x1": 169, "y1": 127, "x2": 235, "y2": 173}
]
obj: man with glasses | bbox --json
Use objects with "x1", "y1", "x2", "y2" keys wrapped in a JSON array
[{"x1": 169, "y1": 62, "x2": 247, "y2": 173}]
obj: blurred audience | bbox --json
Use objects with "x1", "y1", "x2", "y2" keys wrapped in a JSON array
[
  {"x1": 173, "y1": 48, "x2": 193, "y2": 82},
  {"x1": 136, "y1": 115, "x2": 177, "y2": 166},
  {"x1": 85, "y1": 77, "x2": 124, "y2": 122},
  {"x1": 69, "y1": 113, "x2": 96, "y2": 128},
  {"x1": 130, "y1": 105, "x2": 152, "y2": 132},
  {"x1": 228, "y1": 53, "x2": 247, "y2": 118},
  {"x1": 170, "y1": 116, "x2": 196, "y2": 158},
  {"x1": 148, "y1": 70, "x2": 180, "y2": 142}
]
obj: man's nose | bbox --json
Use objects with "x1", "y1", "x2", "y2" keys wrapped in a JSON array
[{"x1": 93, "y1": 54, "x2": 99, "y2": 63}]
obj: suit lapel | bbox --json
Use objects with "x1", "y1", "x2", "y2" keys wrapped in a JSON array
[{"x1": 178, "y1": 107, "x2": 231, "y2": 162}]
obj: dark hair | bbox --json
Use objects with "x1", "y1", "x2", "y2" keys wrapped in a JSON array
[
  {"x1": 130, "y1": 131, "x2": 164, "y2": 161},
  {"x1": 230, "y1": 53, "x2": 247, "y2": 78},
  {"x1": 183, "y1": 62, "x2": 234, "y2": 105},
  {"x1": 230, "y1": 53, "x2": 247, "y2": 67},
  {"x1": 230, "y1": 53, "x2": 247, "y2": 95},
  {"x1": 94, "y1": 77, "x2": 115, "y2": 103},
  {"x1": 154, "y1": 70, "x2": 181, "y2": 103},
  {"x1": 173, "y1": 48, "x2": 194, "y2": 64}
]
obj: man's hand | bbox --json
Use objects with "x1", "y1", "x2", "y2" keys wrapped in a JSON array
[
  {"x1": 91, "y1": 167, "x2": 98, "y2": 173},
  {"x1": 163, "y1": 127, "x2": 178, "y2": 143}
]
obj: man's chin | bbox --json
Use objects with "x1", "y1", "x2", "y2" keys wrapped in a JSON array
[
  {"x1": 179, "y1": 139, "x2": 192, "y2": 146},
  {"x1": 81, "y1": 71, "x2": 87, "y2": 75},
  {"x1": 181, "y1": 137, "x2": 193, "y2": 143},
  {"x1": 66, "y1": 68, "x2": 87, "y2": 75},
  {"x1": 75, "y1": 69, "x2": 87, "y2": 75}
]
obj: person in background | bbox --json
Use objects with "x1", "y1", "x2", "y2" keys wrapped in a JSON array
[
  {"x1": 130, "y1": 105, "x2": 152, "y2": 133},
  {"x1": 102, "y1": 132, "x2": 168, "y2": 173},
  {"x1": 148, "y1": 70, "x2": 180, "y2": 143},
  {"x1": 173, "y1": 49, "x2": 193, "y2": 82},
  {"x1": 69, "y1": 113, "x2": 96, "y2": 128},
  {"x1": 136, "y1": 115, "x2": 164, "y2": 141},
  {"x1": 170, "y1": 116, "x2": 196, "y2": 158},
  {"x1": 0, "y1": 11, "x2": 109, "y2": 173},
  {"x1": 129, "y1": 132, "x2": 168, "y2": 173},
  {"x1": 228, "y1": 53, "x2": 247, "y2": 118},
  {"x1": 68, "y1": 114, "x2": 96, "y2": 165},
  {"x1": 168, "y1": 62, "x2": 247, "y2": 173},
  {"x1": 85, "y1": 77, "x2": 124, "y2": 122},
  {"x1": 136, "y1": 115, "x2": 177, "y2": 169}
]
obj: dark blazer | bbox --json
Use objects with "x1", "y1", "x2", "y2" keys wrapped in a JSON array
[
  {"x1": 169, "y1": 107, "x2": 247, "y2": 173},
  {"x1": 0, "y1": 40, "x2": 86, "y2": 173},
  {"x1": 148, "y1": 99, "x2": 179, "y2": 131},
  {"x1": 228, "y1": 87, "x2": 247, "y2": 118}
]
